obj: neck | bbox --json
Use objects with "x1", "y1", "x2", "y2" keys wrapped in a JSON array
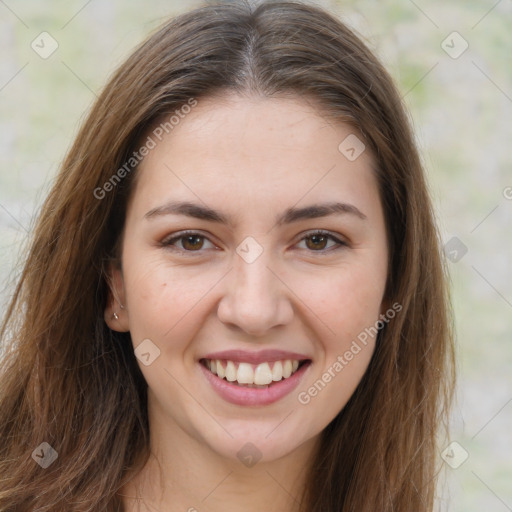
[{"x1": 119, "y1": 411, "x2": 319, "y2": 512}]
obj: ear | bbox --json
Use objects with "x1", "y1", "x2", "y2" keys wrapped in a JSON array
[{"x1": 104, "y1": 262, "x2": 130, "y2": 332}]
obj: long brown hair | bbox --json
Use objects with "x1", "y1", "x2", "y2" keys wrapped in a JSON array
[{"x1": 0, "y1": 1, "x2": 455, "y2": 510}]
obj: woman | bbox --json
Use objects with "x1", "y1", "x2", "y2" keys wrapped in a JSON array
[{"x1": 0, "y1": 1, "x2": 455, "y2": 510}]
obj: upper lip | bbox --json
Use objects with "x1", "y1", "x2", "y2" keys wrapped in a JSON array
[{"x1": 201, "y1": 349, "x2": 312, "y2": 365}]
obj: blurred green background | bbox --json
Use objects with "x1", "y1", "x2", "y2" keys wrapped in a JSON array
[{"x1": 0, "y1": 1, "x2": 511, "y2": 510}]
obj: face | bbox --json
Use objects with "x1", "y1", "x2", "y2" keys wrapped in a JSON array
[{"x1": 105, "y1": 93, "x2": 388, "y2": 464}]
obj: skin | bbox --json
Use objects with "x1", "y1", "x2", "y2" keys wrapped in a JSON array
[{"x1": 105, "y1": 92, "x2": 389, "y2": 512}]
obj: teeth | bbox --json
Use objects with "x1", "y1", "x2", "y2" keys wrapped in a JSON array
[
  {"x1": 204, "y1": 358, "x2": 305, "y2": 386},
  {"x1": 272, "y1": 361, "x2": 283, "y2": 381},
  {"x1": 254, "y1": 362, "x2": 273, "y2": 385},
  {"x1": 225, "y1": 360, "x2": 237, "y2": 382},
  {"x1": 237, "y1": 363, "x2": 254, "y2": 384},
  {"x1": 216, "y1": 361, "x2": 225, "y2": 379},
  {"x1": 282, "y1": 360, "x2": 293, "y2": 378}
]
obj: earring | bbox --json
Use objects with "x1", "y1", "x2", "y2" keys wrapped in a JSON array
[{"x1": 113, "y1": 311, "x2": 119, "y2": 320}]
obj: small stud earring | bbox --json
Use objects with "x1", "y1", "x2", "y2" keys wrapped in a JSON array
[{"x1": 113, "y1": 312, "x2": 119, "y2": 320}]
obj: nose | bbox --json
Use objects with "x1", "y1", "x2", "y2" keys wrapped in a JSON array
[{"x1": 216, "y1": 248, "x2": 294, "y2": 337}]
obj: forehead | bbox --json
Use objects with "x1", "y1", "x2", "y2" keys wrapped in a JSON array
[{"x1": 129, "y1": 93, "x2": 380, "y2": 223}]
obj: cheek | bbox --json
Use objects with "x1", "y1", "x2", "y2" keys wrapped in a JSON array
[
  {"x1": 122, "y1": 259, "x2": 218, "y2": 349},
  {"x1": 299, "y1": 261, "x2": 386, "y2": 342},
  {"x1": 296, "y1": 266, "x2": 382, "y2": 417}
]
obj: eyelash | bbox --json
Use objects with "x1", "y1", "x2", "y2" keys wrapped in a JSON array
[{"x1": 160, "y1": 229, "x2": 347, "y2": 256}]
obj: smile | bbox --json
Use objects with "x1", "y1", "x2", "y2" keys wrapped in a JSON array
[
  {"x1": 201, "y1": 358, "x2": 306, "y2": 387},
  {"x1": 198, "y1": 357, "x2": 312, "y2": 406}
]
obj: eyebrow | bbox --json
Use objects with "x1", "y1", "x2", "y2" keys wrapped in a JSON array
[{"x1": 144, "y1": 200, "x2": 367, "y2": 226}]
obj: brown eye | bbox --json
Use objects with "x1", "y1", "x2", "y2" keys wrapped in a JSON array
[
  {"x1": 305, "y1": 233, "x2": 329, "y2": 250},
  {"x1": 162, "y1": 231, "x2": 215, "y2": 252},
  {"x1": 297, "y1": 230, "x2": 346, "y2": 253},
  {"x1": 180, "y1": 234, "x2": 205, "y2": 251}
]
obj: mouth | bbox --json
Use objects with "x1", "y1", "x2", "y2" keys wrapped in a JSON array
[
  {"x1": 200, "y1": 358, "x2": 310, "y2": 389},
  {"x1": 198, "y1": 355, "x2": 312, "y2": 406}
]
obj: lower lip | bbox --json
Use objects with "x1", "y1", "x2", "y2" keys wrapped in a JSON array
[{"x1": 199, "y1": 361, "x2": 311, "y2": 406}]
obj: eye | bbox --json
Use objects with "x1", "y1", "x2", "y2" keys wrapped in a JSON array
[
  {"x1": 296, "y1": 230, "x2": 347, "y2": 253},
  {"x1": 161, "y1": 229, "x2": 346, "y2": 255},
  {"x1": 161, "y1": 231, "x2": 216, "y2": 253}
]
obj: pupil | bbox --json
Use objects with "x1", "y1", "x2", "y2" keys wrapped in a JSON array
[
  {"x1": 308, "y1": 234, "x2": 326, "y2": 250},
  {"x1": 185, "y1": 235, "x2": 202, "y2": 250}
]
